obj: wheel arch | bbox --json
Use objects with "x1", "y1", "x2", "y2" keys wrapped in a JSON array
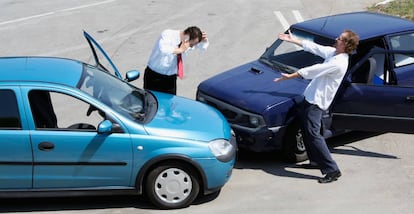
[
  {"x1": 134, "y1": 154, "x2": 208, "y2": 195},
  {"x1": 282, "y1": 117, "x2": 307, "y2": 162}
]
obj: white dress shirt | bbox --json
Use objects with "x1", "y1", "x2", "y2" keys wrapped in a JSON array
[
  {"x1": 147, "y1": 29, "x2": 209, "y2": 76},
  {"x1": 297, "y1": 40, "x2": 349, "y2": 110}
]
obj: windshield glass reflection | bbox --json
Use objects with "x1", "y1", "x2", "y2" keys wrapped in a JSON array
[
  {"x1": 260, "y1": 29, "x2": 328, "y2": 73},
  {"x1": 77, "y1": 65, "x2": 147, "y2": 122}
]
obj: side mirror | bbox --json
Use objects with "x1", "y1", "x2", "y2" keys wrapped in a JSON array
[
  {"x1": 125, "y1": 70, "x2": 140, "y2": 82},
  {"x1": 97, "y1": 120, "x2": 113, "y2": 134}
]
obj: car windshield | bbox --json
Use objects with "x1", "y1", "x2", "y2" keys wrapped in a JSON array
[
  {"x1": 259, "y1": 29, "x2": 333, "y2": 74},
  {"x1": 77, "y1": 65, "x2": 149, "y2": 122}
]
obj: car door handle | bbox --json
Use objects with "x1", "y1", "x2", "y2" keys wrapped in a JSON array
[
  {"x1": 38, "y1": 142, "x2": 55, "y2": 151},
  {"x1": 406, "y1": 96, "x2": 414, "y2": 102}
]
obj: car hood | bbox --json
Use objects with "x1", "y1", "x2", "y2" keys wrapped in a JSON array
[
  {"x1": 144, "y1": 92, "x2": 231, "y2": 142},
  {"x1": 198, "y1": 60, "x2": 308, "y2": 114}
]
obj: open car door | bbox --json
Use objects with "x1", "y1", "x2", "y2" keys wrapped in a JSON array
[
  {"x1": 331, "y1": 45, "x2": 414, "y2": 134},
  {"x1": 84, "y1": 31, "x2": 122, "y2": 79}
]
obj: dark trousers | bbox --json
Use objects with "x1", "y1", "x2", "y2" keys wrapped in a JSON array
[
  {"x1": 301, "y1": 100, "x2": 339, "y2": 174},
  {"x1": 144, "y1": 66, "x2": 177, "y2": 95}
]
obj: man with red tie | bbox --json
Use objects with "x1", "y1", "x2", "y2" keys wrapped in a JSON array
[{"x1": 144, "y1": 26, "x2": 209, "y2": 95}]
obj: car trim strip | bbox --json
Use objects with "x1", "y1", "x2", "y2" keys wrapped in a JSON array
[
  {"x1": 35, "y1": 162, "x2": 127, "y2": 166},
  {"x1": 333, "y1": 113, "x2": 414, "y2": 121},
  {"x1": 0, "y1": 161, "x2": 127, "y2": 166}
]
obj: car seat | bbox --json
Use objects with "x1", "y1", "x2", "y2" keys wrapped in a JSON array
[{"x1": 29, "y1": 90, "x2": 58, "y2": 128}]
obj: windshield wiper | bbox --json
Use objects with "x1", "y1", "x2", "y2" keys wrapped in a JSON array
[
  {"x1": 259, "y1": 57, "x2": 287, "y2": 72},
  {"x1": 272, "y1": 60, "x2": 296, "y2": 73},
  {"x1": 259, "y1": 57, "x2": 277, "y2": 69},
  {"x1": 260, "y1": 57, "x2": 296, "y2": 74}
]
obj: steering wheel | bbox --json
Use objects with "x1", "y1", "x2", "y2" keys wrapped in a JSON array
[
  {"x1": 86, "y1": 105, "x2": 97, "y2": 116},
  {"x1": 86, "y1": 105, "x2": 106, "y2": 118}
]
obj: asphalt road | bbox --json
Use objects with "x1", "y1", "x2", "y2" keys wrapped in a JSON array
[{"x1": 1, "y1": 0, "x2": 414, "y2": 213}]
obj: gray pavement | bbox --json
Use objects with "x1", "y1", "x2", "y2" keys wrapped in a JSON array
[{"x1": 1, "y1": 0, "x2": 414, "y2": 213}]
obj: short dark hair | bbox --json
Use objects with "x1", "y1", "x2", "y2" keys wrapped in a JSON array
[{"x1": 184, "y1": 26, "x2": 203, "y2": 42}]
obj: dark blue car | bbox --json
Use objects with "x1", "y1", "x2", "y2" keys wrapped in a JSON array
[{"x1": 197, "y1": 12, "x2": 414, "y2": 162}]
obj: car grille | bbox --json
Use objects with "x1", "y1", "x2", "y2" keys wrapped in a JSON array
[
  {"x1": 197, "y1": 92, "x2": 265, "y2": 129},
  {"x1": 205, "y1": 100, "x2": 239, "y2": 122}
]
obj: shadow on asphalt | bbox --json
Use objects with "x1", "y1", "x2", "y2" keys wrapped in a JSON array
[
  {"x1": 0, "y1": 195, "x2": 153, "y2": 212},
  {"x1": 0, "y1": 191, "x2": 220, "y2": 212},
  {"x1": 234, "y1": 131, "x2": 398, "y2": 180},
  {"x1": 328, "y1": 131, "x2": 397, "y2": 159}
]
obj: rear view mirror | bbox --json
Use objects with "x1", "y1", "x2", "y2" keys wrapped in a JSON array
[{"x1": 125, "y1": 70, "x2": 140, "y2": 82}]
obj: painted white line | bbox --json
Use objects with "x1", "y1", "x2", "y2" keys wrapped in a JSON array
[
  {"x1": 0, "y1": 12, "x2": 55, "y2": 26},
  {"x1": 0, "y1": 0, "x2": 117, "y2": 26},
  {"x1": 292, "y1": 10, "x2": 304, "y2": 23},
  {"x1": 274, "y1": 10, "x2": 305, "y2": 50},
  {"x1": 274, "y1": 11, "x2": 290, "y2": 31},
  {"x1": 58, "y1": 0, "x2": 116, "y2": 12}
]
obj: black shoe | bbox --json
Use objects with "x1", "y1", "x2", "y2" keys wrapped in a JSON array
[{"x1": 318, "y1": 170, "x2": 342, "y2": 183}]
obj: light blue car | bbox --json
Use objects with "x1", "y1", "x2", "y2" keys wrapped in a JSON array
[{"x1": 0, "y1": 31, "x2": 236, "y2": 209}]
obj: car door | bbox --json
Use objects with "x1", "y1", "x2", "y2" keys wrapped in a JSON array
[
  {"x1": 83, "y1": 31, "x2": 123, "y2": 79},
  {"x1": 331, "y1": 34, "x2": 414, "y2": 133},
  {"x1": 0, "y1": 88, "x2": 33, "y2": 189},
  {"x1": 23, "y1": 87, "x2": 134, "y2": 189}
]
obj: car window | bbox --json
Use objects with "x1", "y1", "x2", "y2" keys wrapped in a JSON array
[
  {"x1": 0, "y1": 90, "x2": 21, "y2": 129},
  {"x1": 260, "y1": 29, "x2": 325, "y2": 73},
  {"x1": 28, "y1": 90, "x2": 119, "y2": 131},
  {"x1": 390, "y1": 33, "x2": 414, "y2": 67},
  {"x1": 274, "y1": 41, "x2": 325, "y2": 70},
  {"x1": 351, "y1": 52, "x2": 389, "y2": 85},
  {"x1": 78, "y1": 65, "x2": 147, "y2": 122}
]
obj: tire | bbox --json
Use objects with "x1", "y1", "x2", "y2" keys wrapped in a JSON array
[
  {"x1": 282, "y1": 121, "x2": 308, "y2": 163},
  {"x1": 145, "y1": 162, "x2": 200, "y2": 209}
]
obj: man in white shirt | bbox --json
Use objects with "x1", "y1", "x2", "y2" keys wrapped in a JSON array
[
  {"x1": 144, "y1": 26, "x2": 209, "y2": 95},
  {"x1": 274, "y1": 29, "x2": 359, "y2": 183}
]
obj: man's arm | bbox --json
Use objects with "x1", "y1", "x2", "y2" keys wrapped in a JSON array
[
  {"x1": 278, "y1": 30, "x2": 303, "y2": 47},
  {"x1": 173, "y1": 41, "x2": 189, "y2": 54},
  {"x1": 197, "y1": 31, "x2": 209, "y2": 51},
  {"x1": 273, "y1": 72, "x2": 302, "y2": 82}
]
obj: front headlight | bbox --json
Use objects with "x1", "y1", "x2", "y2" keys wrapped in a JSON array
[
  {"x1": 197, "y1": 95, "x2": 206, "y2": 103},
  {"x1": 208, "y1": 139, "x2": 235, "y2": 162},
  {"x1": 249, "y1": 116, "x2": 260, "y2": 126}
]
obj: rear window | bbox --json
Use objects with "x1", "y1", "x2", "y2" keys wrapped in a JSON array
[
  {"x1": 0, "y1": 90, "x2": 21, "y2": 129},
  {"x1": 389, "y1": 33, "x2": 414, "y2": 67}
]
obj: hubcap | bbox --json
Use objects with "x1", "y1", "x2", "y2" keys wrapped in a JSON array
[
  {"x1": 295, "y1": 129, "x2": 306, "y2": 152},
  {"x1": 154, "y1": 168, "x2": 192, "y2": 204}
]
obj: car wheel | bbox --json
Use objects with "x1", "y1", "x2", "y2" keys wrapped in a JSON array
[
  {"x1": 145, "y1": 162, "x2": 200, "y2": 209},
  {"x1": 282, "y1": 122, "x2": 308, "y2": 163}
]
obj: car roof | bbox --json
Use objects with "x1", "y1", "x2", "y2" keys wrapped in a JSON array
[
  {"x1": 291, "y1": 11, "x2": 414, "y2": 41},
  {"x1": 0, "y1": 57, "x2": 83, "y2": 87}
]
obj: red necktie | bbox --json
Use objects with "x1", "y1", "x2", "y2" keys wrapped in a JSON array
[{"x1": 177, "y1": 53, "x2": 184, "y2": 79}]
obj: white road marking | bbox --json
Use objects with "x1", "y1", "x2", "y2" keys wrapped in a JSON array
[
  {"x1": 0, "y1": 0, "x2": 117, "y2": 26},
  {"x1": 274, "y1": 10, "x2": 305, "y2": 50},
  {"x1": 292, "y1": 10, "x2": 304, "y2": 23},
  {"x1": 0, "y1": 12, "x2": 55, "y2": 26},
  {"x1": 59, "y1": 0, "x2": 116, "y2": 12},
  {"x1": 274, "y1": 11, "x2": 290, "y2": 31},
  {"x1": 274, "y1": 10, "x2": 305, "y2": 31}
]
